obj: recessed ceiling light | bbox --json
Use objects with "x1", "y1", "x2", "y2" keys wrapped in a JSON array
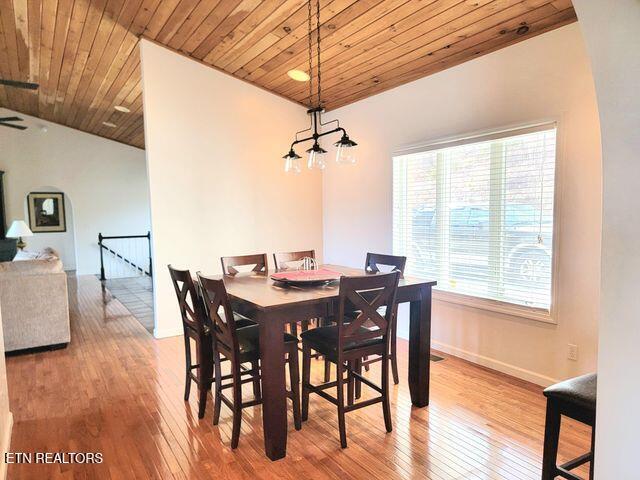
[
  {"x1": 287, "y1": 69, "x2": 310, "y2": 82},
  {"x1": 102, "y1": 121, "x2": 117, "y2": 128},
  {"x1": 114, "y1": 105, "x2": 130, "y2": 113}
]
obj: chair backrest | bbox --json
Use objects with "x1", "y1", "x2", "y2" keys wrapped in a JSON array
[
  {"x1": 168, "y1": 265, "x2": 207, "y2": 334},
  {"x1": 221, "y1": 253, "x2": 268, "y2": 275},
  {"x1": 336, "y1": 271, "x2": 400, "y2": 356},
  {"x1": 273, "y1": 250, "x2": 315, "y2": 270},
  {"x1": 197, "y1": 273, "x2": 241, "y2": 358},
  {"x1": 365, "y1": 253, "x2": 407, "y2": 277}
]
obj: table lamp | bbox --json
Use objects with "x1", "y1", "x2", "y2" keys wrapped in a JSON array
[{"x1": 6, "y1": 220, "x2": 33, "y2": 250}]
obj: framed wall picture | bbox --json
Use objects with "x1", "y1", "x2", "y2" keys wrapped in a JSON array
[{"x1": 27, "y1": 192, "x2": 67, "y2": 233}]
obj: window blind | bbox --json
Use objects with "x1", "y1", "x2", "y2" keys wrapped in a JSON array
[{"x1": 393, "y1": 124, "x2": 557, "y2": 310}]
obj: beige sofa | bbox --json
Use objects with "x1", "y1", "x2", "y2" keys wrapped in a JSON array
[{"x1": 0, "y1": 256, "x2": 70, "y2": 352}]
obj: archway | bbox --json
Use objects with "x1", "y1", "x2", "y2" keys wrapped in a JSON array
[{"x1": 571, "y1": 1, "x2": 640, "y2": 476}]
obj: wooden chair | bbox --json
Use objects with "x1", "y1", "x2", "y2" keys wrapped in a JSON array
[
  {"x1": 168, "y1": 265, "x2": 214, "y2": 419},
  {"x1": 273, "y1": 250, "x2": 321, "y2": 338},
  {"x1": 300, "y1": 271, "x2": 400, "y2": 448},
  {"x1": 365, "y1": 252, "x2": 407, "y2": 276},
  {"x1": 330, "y1": 253, "x2": 406, "y2": 389},
  {"x1": 197, "y1": 273, "x2": 301, "y2": 449},
  {"x1": 221, "y1": 253, "x2": 268, "y2": 275},
  {"x1": 362, "y1": 253, "x2": 406, "y2": 385},
  {"x1": 273, "y1": 250, "x2": 316, "y2": 271},
  {"x1": 169, "y1": 265, "x2": 256, "y2": 419},
  {"x1": 542, "y1": 373, "x2": 596, "y2": 480}
]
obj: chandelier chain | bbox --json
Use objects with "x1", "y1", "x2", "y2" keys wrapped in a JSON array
[
  {"x1": 316, "y1": 0, "x2": 321, "y2": 108},
  {"x1": 283, "y1": 0, "x2": 356, "y2": 173},
  {"x1": 307, "y1": 0, "x2": 313, "y2": 108}
]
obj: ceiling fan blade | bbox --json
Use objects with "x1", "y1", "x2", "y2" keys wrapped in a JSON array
[
  {"x1": 0, "y1": 116, "x2": 23, "y2": 122},
  {"x1": 0, "y1": 122, "x2": 27, "y2": 130},
  {"x1": 0, "y1": 79, "x2": 39, "y2": 90}
]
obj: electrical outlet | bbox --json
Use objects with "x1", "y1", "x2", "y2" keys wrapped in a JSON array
[{"x1": 568, "y1": 344, "x2": 578, "y2": 361}]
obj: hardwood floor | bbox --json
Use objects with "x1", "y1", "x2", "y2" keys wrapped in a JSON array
[{"x1": 6, "y1": 275, "x2": 591, "y2": 479}]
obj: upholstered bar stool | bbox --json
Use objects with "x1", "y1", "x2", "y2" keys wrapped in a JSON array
[{"x1": 541, "y1": 373, "x2": 597, "y2": 480}]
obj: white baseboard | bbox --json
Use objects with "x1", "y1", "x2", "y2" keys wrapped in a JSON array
[
  {"x1": 432, "y1": 340, "x2": 558, "y2": 387},
  {"x1": 0, "y1": 411, "x2": 13, "y2": 480},
  {"x1": 153, "y1": 326, "x2": 183, "y2": 339}
]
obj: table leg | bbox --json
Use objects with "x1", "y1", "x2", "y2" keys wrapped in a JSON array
[
  {"x1": 408, "y1": 285, "x2": 432, "y2": 407},
  {"x1": 258, "y1": 312, "x2": 287, "y2": 460}
]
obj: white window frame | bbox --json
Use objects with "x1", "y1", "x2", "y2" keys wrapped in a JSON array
[{"x1": 392, "y1": 120, "x2": 562, "y2": 324}]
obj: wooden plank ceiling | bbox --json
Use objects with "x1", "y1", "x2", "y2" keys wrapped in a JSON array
[{"x1": 0, "y1": 0, "x2": 576, "y2": 149}]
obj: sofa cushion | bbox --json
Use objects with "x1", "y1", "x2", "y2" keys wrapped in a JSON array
[
  {"x1": 0, "y1": 257, "x2": 63, "y2": 274},
  {"x1": 13, "y1": 248, "x2": 59, "y2": 261}
]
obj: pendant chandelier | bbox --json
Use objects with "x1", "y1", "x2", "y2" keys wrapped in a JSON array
[{"x1": 282, "y1": 0, "x2": 357, "y2": 174}]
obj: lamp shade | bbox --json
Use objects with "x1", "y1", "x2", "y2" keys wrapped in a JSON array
[{"x1": 6, "y1": 220, "x2": 33, "y2": 238}]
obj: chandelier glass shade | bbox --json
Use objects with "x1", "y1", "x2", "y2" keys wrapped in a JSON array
[
  {"x1": 335, "y1": 133, "x2": 357, "y2": 164},
  {"x1": 282, "y1": 0, "x2": 357, "y2": 173},
  {"x1": 283, "y1": 148, "x2": 302, "y2": 174},
  {"x1": 307, "y1": 142, "x2": 328, "y2": 170}
]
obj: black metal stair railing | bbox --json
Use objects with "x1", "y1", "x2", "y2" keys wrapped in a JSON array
[{"x1": 98, "y1": 232, "x2": 152, "y2": 281}]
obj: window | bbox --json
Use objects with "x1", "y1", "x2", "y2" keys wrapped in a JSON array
[{"x1": 393, "y1": 124, "x2": 557, "y2": 313}]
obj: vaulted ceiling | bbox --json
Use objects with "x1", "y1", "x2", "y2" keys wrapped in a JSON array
[{"x1": 0, "y1": 0, "x2": 576, "y2": 149}]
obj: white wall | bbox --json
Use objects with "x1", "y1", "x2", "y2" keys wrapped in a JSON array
[
  {"x1": 140, "y1": 40, "x2": 323, "y2": 338},
  {"x1": 571, "y1": 0, "x2": 640, "y2": 476},
  {"x1": 322, "y1": 24, "x2": 601, "y2": 386},
  {"x1": 0, "y1": 109, "x2": 151, "y2": 274}
]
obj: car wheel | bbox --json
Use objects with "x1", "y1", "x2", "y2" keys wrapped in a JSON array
[{"x1": 509, "y1": 248, "x2": 551, "y2": 286}]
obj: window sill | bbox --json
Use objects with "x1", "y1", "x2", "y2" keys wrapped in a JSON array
[{"x1": 432, "y1": 288, "x2": 556, "y2": 324}]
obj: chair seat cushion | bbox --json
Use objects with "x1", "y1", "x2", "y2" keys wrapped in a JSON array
[
  {"x1": 232, "y1": 325, "x2": 297, "y2": 356},
  {"x1": 300, "y1": 325, "x2": 383, "y2": 355},
  {"x1": 543, "y1": 373, "x2": 597, "y2": 411}
]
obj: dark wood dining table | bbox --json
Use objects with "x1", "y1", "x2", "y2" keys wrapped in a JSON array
[{"x1": 213, "y1": 264, "x2": 436, "y2": 461}]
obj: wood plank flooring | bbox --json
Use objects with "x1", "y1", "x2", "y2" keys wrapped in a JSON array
[{"x1": 5, "y1": 275, "x2": 591, "y2": 479}]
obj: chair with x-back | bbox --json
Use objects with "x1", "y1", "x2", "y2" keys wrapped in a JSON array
[
  {"x1": 197, "y1": 273, "x2": 301, "y2": 449},
  {"x1": 301, "y1": 271, "x2": 400, "y2": 448},
  {"x1": 362, "y1": 253, "x2": 406, "y2": 385},
  {"x1": 168, "y1": 265, "x2": 213, "y2": 419}
]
